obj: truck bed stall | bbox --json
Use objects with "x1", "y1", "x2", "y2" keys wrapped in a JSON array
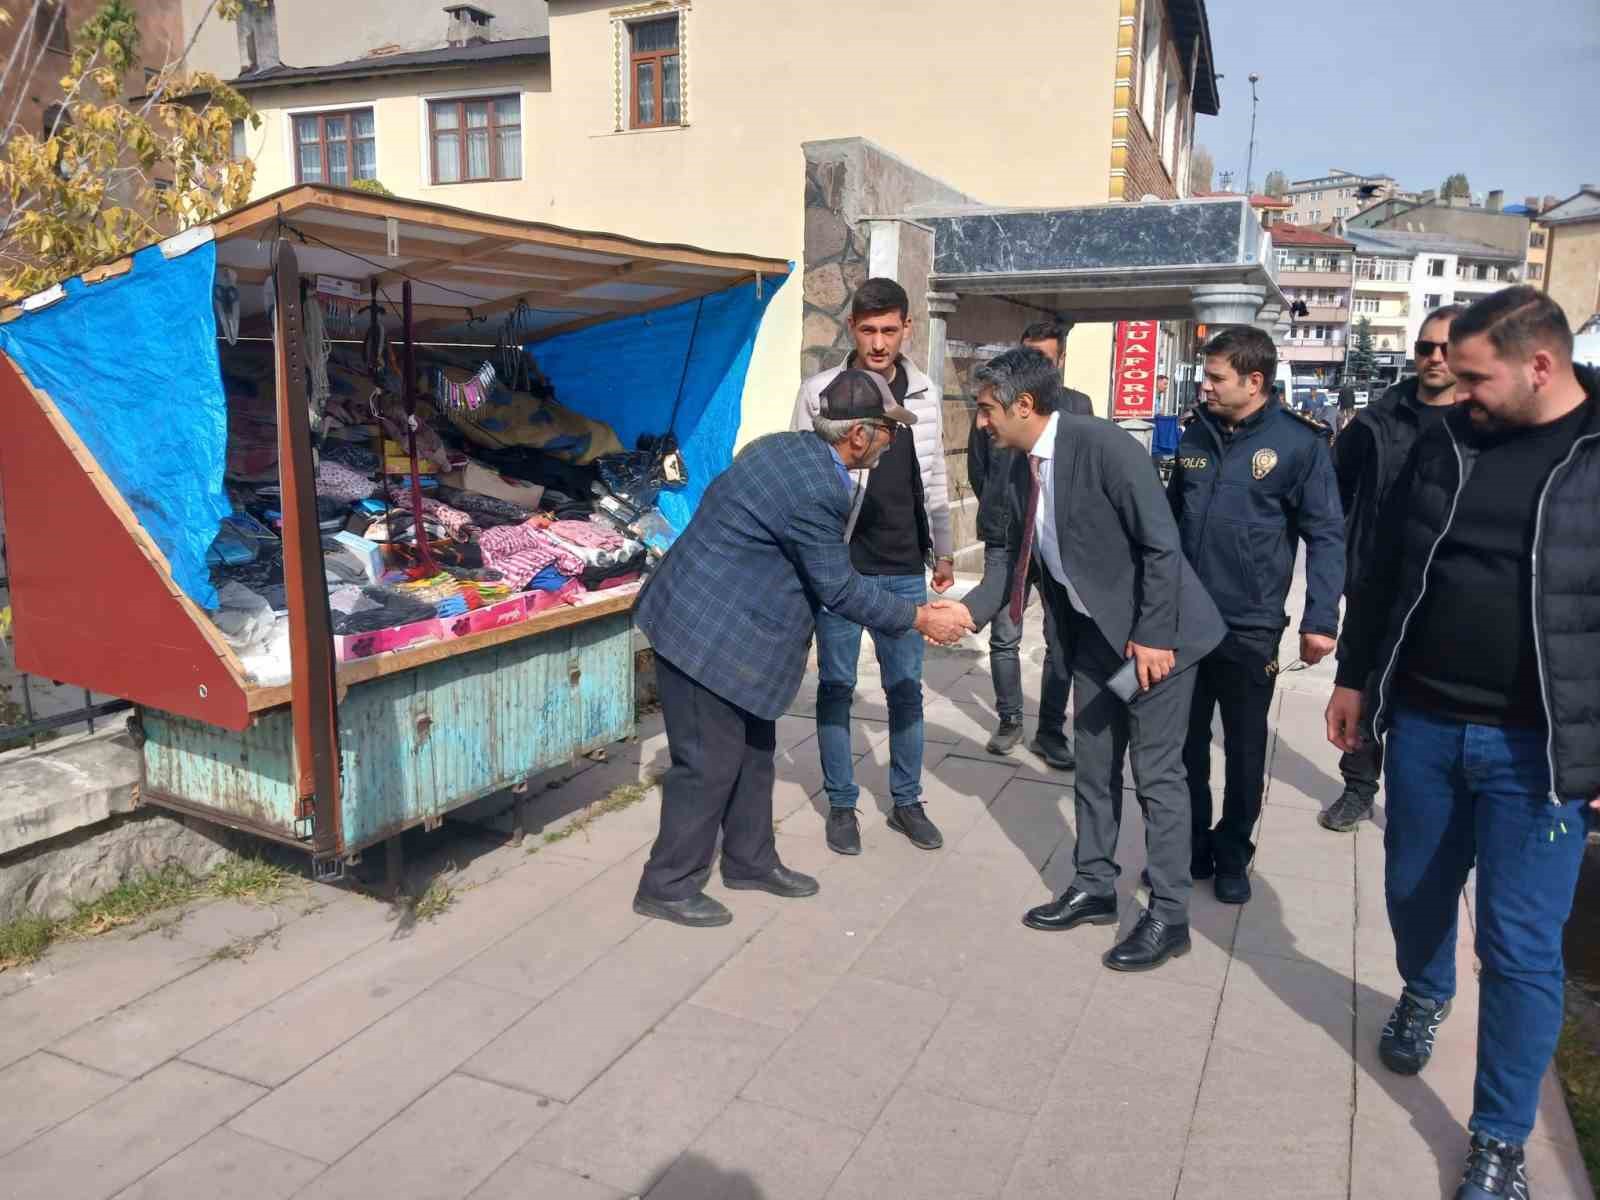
[{"x1": 0, "y1": 186, "x2": 787, "y2": 877}]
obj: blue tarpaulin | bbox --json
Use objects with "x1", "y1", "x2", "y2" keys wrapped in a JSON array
[
  {"x1": 0, "y1": 239, "x2": 229, "y2": 609},
  {"x1": 1152, "y1": 414, "x2": 1182, "y2": 457},
  {"x1": 527, "y1": 271, "x2": 788, "y2": 531}
]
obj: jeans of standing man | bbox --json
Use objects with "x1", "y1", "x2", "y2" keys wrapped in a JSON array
[
  {"x1": 815, "y1": 573, "x2": 927, "y2": 810},
  {"x1": 1184, "y1": 629, "x2": 1280, "y2": 876},
  {"x1": 984, "y1": 543, "x2": 1072, "y2": 736},
  {"x1": 1339, "y1": 718, "x2": 1384, "y2": 800},
  {"x1": 1383, "y1": 704, "x2": 1588, "y2": 1144}
]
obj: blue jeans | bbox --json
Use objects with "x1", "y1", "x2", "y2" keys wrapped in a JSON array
[
  {"x1": 815, "y1": 573, "x2": 926, "y2": 809},
  {"x1": 984, "y1": 543, "x2": 1071, "y2": 734},
  {"x1": 1384, "y1": 705, "x2": 1587, "y2": 1144}
]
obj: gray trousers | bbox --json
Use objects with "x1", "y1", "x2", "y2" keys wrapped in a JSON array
[{"x1": 1061, "y1": 602, "x2": 1197, "y2": 925}]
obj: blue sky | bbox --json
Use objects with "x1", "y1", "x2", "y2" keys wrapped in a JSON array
[{"x1": 1198, "y1": 0, "x2": 1600, "y2": 203}]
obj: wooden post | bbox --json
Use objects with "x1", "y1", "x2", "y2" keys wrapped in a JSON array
[{"x1": 274, "y1": 240, "x2": 343, "y2": 860}]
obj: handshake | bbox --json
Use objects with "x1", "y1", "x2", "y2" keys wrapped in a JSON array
[{"x1": 914, "y1": 600, "x2": 976, "y2": 646}]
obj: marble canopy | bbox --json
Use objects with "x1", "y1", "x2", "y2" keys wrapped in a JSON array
[{"x1": 910, "y1": 196, "x2": 1287, "y2": 328}]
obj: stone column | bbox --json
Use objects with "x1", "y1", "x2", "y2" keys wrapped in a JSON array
[
  {"x1": 1191, "y1": 283, "x2": 1268, "y2": 326},
  {"x1": 925, "y1": 290, "x2": 959, "y2": 409}
]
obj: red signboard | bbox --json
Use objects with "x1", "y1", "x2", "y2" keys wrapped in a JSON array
[{"x1": 1111, "y1": 320, "x2": 1160, "y2": 419}]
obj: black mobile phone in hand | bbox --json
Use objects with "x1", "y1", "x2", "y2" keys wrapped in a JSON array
[{"x1": 1108, "y1": 657, "x2": 1141, "y2": 704}]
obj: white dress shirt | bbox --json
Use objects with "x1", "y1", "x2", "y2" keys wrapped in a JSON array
[{"x1": 1028, "y1": 411, "x2": 1090, "y2": 616}]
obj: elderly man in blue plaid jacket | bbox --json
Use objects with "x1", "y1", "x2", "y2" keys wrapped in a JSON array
[{"x1": 635, "y1": 370, "x2": 975, "y2": 927}]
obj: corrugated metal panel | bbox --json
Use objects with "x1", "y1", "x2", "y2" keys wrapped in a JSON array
[{"x1": 142, "y1": 613, "x2": 635, "y2": 856}]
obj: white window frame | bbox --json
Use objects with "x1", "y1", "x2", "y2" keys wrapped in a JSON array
[
  {"x1": 1138, "y1": 0, "x2": 1162, "y2": 134},
  {"x1": 611, "y1": 1, "x2": 690, "y2": 134},
  {"x1": 418, "y1": 86, "x2": 525, "y2": 188},
  {"x1": 282, "y1": 101, "x2": 381, "y2": 188},
  {"x1": 1159, "y1": 48, "x2": 1181, "y2": 175}
]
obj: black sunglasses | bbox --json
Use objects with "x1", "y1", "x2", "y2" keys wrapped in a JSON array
[{"x1": 1415, "y1": 339, "x2": 1449, "y2": 358}]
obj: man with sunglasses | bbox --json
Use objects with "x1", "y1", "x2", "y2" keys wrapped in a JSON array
[
  {"x1": 1168, "y1": 326, "x2": 1345, "y2": 904},
  {"x1": 1318, "y1": 303, "x2": 1466, "y2": 833}
]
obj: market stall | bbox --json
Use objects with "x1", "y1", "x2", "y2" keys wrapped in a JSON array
[{"x1": 0, "y1": 185, "x2": 788, "y2": 875}]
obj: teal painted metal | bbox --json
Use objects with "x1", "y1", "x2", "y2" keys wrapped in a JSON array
[{"x1": 142, "y1": 612, "x2": 635, "y2": 855}]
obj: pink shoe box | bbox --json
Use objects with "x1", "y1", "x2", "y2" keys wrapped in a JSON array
[
  {"x1": 443, "y1": 595, "x2": 528, "y2": 639},
  {"x1": 332, "y1": 617, "x2": 447, "y2": 663}
]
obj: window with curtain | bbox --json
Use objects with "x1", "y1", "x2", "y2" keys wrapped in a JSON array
[
  {"x1": 429, "y1": 96, "x2": 521, "y2": 183},
  {"x1": 630, "y1": 16, "x2": 681, "y2": 129},
  {"x1": 292, "y1": 109, "x2": 377, "y2": 186}
]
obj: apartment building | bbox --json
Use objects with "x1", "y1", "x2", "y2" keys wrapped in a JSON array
[
  {"x1": 1284, "y1": 169, "x2": 1404, "y2": 228},
  {"x1": 1350, "y1": 189, "x2": 1532, "y2": 260},
  {"x1": 182, "y1": 0, "x2": 1219, "y2": 434},
  {"x1": 1272, "y1": 224, "x2": 1353, "y2": 395},
  {"x1": 1, "y1": 0, "x2": 180, "y2": 148},
  {"x1": 1347, "y1": 228, "x2": 1523, "y2": 364}
]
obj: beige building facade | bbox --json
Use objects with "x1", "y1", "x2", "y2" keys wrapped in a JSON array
[
  {"x1": 1538, "y1": 187, "x2": 1600, "y2": 330},
  {"x1": 184, "y1": 0, "x2": 1217, "y2": 436}
]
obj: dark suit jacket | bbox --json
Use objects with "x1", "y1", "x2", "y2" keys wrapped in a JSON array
[
  {"x1": 636, "y1": 431, "x2": 919, "y2": 721},
  {"x1": 965, "y1": 412, "x2": 1225, "y2": 674}
]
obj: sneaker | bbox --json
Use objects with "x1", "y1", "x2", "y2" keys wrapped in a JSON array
[
  {"x1": 888, "y1": 802, "x2": 944, "y2": 850},
  {"x1": 1453, "y1": 1132, "x2": 1529, "y2": 1199},
  {"x1": 986, "y1": 719, "x2": 1026, "y2": 756},
  {"x1": 826, "y1": 807, "x2": 861, "y2": 856},
  {"x1": 1379, "y1": 990, "x2": 1452, "y2": 1075},
  {"x1": 1319, "y1": 788, "x2": 1375, "y2": 832},
  {"x1": 1029, "y1": 735, "x2": 1076, "y2": 772}
]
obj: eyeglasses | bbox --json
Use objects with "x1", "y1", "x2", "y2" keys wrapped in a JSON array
[{"x1": 1414, "y1": 340, "x2": 1449, "y2": 359}]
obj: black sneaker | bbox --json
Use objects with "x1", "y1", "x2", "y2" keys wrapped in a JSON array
[
  {"x1": 1453, "y1": 1132, "x2": 1529, "y2": 1199},
  {"x1": 1029, "y1": 736, "x2": 1076, "y2": 772},
  {"x1": 986, "y1": 719, "x2": 1026, "y2": 755},
  {"x1": 1319, "y1": 788, "x2": 1375, "y2": 832},
  {"x1": 826, "y1": 807, "x2": 861, "y2": 856},
  {"x1": 888, "y1": 803, "x2": 944, "y2": 850},
  {"x1": 1379, "y1": 990, "x2": 1451, "y2": 1075}
]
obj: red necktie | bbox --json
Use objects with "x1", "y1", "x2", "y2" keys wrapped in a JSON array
[{"x1": 1009, "y1": 455, "x2": 1044, "y2": 624}]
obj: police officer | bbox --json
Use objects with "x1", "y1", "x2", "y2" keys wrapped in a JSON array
[{"x1": 1168, "y1": 325, "x2": 1345, "y2": 904}]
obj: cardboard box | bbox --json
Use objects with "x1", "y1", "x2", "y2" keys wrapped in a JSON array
[
  {"x1": 443, "y1": 595, "x2": 528, "y2": 639},
  {"x1": 332, "y1": 618, "x2": 446, "y2": 663}
]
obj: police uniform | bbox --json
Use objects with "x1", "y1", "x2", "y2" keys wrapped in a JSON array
[{"x1": 1167, "y1": 399, "x2": 1346, "y2": 884}]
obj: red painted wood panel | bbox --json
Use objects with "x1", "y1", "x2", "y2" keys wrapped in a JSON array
[{"x1": 0, "y1": 358, "x2": 249, "y2": 730}]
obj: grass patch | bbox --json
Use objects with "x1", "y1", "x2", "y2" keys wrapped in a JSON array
[
  {"x1": 543, "y1": 773, "x2": 662, "y2": 847},
  {"x1": 410, "y1": 878, "x2": 456, "y2": 923},
  {"x1": 0, "y1": 856, "x2": 301, "y2": 972},
  {"x1": 1557, "y1": 1011, "x2": 1600, "y2": 1189}
]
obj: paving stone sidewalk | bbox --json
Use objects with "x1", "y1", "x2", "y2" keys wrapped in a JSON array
[{"x1": 0, "y1": 578, "x2": 1592, "y2": 1199}]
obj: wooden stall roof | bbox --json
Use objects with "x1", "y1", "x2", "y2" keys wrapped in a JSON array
[{"x1": 211, "y1": 184, "x2": 792, "y2": 342}]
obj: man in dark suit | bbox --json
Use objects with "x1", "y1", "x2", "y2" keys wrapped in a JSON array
[
  {"x1": 634, "y1": 370, "x2": 975, "y2": 927},
  {"x1": 964, "y1": 320, "x2": 1095, "y2": 769},
  {"x1": 965, "y1": 347, "x2": 1226, "y2": 972}
]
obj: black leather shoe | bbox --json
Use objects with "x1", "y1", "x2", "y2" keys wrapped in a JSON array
[
  {"x1": 1103, "y1": 911, "x2": 1191, "y2": 971},
  {"x1": 1213, "y1": 873, "x2": 1252, "y2": 904},
  {"x1": 723, "y1": 864, "x2": 820, "y2": 898},
  {"x1": 1453, "y1": 1132, "x2": 1529, "y2": 1199},
  {"x1": 986, "y1": 719, "x2": 1026, "y2": 755},
  {"x1": 1029, "y1": 735, "x2": 1076, "y2": 771},
  {"x1": 888, "y1": 803, "x2": 943, "y2": 850},
  {"x1": 1023, "y1": 886, "x2": 1118, "y2": 931},
  {"x1": 632, "y1": 891, "x2": 732, "y2": 927},
  {"x1": 826, "y1": 808, "x2": 861, "y2": 855}
]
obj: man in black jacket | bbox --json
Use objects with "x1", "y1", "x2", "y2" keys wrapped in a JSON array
[
  {"x1": 968, "y1": 321, "x2": 1092, "y2": 768},
  {"x1": 1319, "y1": 303, "x2": 1465, "y2": 833},
  {"x1": 966, "y1": 347, "x2": 1225, "y2": 973},
  {"x1": 1168, "y1": 326, "x2": 1345, "y2": 905},
  {"x1": 1329, "y1": 287, "x2": 1600, "y2": 1200}
]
